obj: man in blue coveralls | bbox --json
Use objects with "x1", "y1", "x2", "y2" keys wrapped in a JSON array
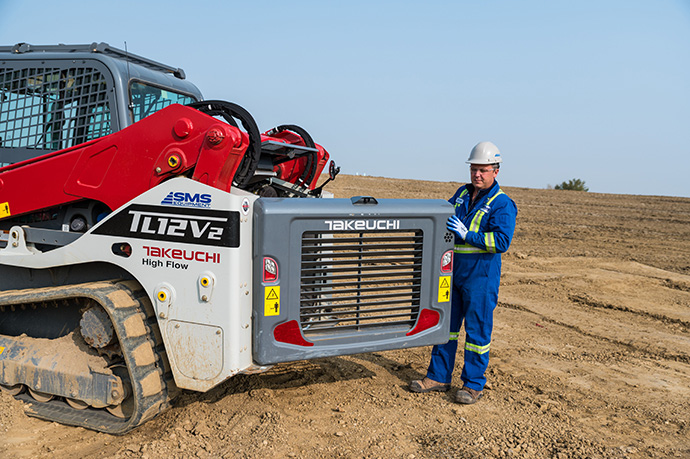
[{"x1": 410, "y1": 141, "x2": 517, "y2": 404}]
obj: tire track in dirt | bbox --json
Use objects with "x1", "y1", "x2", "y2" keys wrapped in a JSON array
[
  {"x1": 499, "y1": 300, "x2": 690, "y2": 364},
  {"x1": 663, "y1": 279, "x2": 690, "y2": 293},
  {"x1": 569, "y1": 293, "x2": 690, "y2": 329}
]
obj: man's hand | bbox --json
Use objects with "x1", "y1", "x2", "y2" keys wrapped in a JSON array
[{"x1": 447, "y1": 215, "x2": 468, "y2": 240}]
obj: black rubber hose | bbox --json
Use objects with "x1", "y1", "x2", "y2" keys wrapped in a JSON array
[
  {"x1": 187, "y1": 100, "x2": 261, "y2": 189},
  {"x1": 267, "y1": 124, "x2": 318, "y2": 186}
]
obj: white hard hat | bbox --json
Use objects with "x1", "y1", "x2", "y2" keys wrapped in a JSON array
[{"x1": 466, "y1": 141, "x2": 502, "y2": 165}]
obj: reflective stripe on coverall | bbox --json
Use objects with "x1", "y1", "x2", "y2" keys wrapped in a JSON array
[{"x1": 426, "y1": 180, "x2": 517, "y2": 391}]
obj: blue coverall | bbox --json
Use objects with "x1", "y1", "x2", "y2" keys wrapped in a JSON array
[{"x1": 426, "y1": 180, "x2": 517, "y2": 391}]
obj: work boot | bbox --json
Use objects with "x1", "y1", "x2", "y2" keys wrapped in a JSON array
[
  {"x1": 454, "y1": 386, "x2": 483, "y2": 404},
  {"x1": 409, "y1": 377, "x2": 450, "y2": 393}
]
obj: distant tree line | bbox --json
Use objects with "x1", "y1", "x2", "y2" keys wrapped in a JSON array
[{"x1": 552, "y1": 178, "x2": 589, "y2": 192}]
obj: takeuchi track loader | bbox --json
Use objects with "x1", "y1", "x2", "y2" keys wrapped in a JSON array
[{"x1": 0, "y1": 42, "x2": 454, "y2": 434}]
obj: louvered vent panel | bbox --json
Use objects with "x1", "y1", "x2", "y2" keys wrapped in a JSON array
[{"x1": 300, "y1": 230, "x2": 423, "y2": 335}]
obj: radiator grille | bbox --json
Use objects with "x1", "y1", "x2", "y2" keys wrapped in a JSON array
[{"x1": 300, "y1": 230, "x2": 423, "y2": 336}]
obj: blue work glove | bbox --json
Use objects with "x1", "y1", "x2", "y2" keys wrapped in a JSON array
[{"x1": 447, "y1": 215, "x2": 468, "y2": 240}]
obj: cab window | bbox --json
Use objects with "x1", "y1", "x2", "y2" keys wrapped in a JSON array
[{"x1": 130, "y1": 82, "x2": 197, "y2": 122}]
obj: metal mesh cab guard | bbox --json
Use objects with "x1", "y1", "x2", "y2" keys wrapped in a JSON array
[
  {"x1": 252, "y1": 196, "x2": 454, "y2": 365},
  {"x1": 0, "y1": 42, "x2": 202, "y2": 166}
]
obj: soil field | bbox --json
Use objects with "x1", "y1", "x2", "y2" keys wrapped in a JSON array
[{"x1": 1, "y1": 174, "x2": 689, "y2": 458}]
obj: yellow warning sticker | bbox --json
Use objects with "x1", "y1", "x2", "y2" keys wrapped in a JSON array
[
  {"x1": 438, "y1": 276, "x2": 451, "y2": 303},
  {"x1": 0, "y1": 202, "x2": 10, "y2": 219},
  {"x1": 0, "y1": 346, "x2": 4, "y2": 356},
  {"x1": 264, "y1": 286, "x2": 280, "y2": 316}
]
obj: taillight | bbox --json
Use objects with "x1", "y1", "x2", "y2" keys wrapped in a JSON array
[
  {"x1": 441, "y1": 250, "x2": 453, "y2": 273},
  {"x1": 263, "y1": 257, "x2": 278, "y2": 283},
  {"x1": 406, "y1": 309, "x2": 440, "y2": 336},
  {"x1": 274, "y1": 320, "x2": 314, "y2": 346}
]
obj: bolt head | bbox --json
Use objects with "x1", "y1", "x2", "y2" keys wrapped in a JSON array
[
  {"x1": 207, "y1": 128, "x2": 225, "y2": 145},
  {"x1": 173, "y1": 118, "x2": 193, "y2": 138}
]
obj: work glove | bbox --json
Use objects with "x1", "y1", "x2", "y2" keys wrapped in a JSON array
[{"x1": 447, "y1": 215, "x2": 468, "y2": 240}]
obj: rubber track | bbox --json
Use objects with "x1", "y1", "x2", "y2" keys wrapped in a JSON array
[{"x1": 0, "y1": 280, "x2": 175, "y2": 434}]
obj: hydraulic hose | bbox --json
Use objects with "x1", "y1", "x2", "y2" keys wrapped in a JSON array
[
  {"x1": 188, "y1": 100, "x2": 262, "y2": 189},
  {"x1": 266, "y1": 124, "x2": 318, "y2": 186}
]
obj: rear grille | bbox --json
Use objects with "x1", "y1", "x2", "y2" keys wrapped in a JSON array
[{"x1": 300, "y1": 230, "x2": 423, "y2": 336}]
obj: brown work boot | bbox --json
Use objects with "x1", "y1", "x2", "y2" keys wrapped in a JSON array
[
  {"x1": 454, "y1": 386, "x2": 483, "y2": 404},
  {"x1": 409, "y1": 377, "x2": 450, "y2": 393}
]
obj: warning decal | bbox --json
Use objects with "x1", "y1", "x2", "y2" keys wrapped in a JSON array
[
  {"x1": 438, "y1": 276, "x2": 451, "y2": 303},
  {"x1": 264, "y1": 286, "x2": 280, "y2": 316},
  {"x1": 0, "y1": 202, "x2": 10, "y2": 219},
  {"x1": 0, "y1": 346, "x2": 4, "y2": 356}
]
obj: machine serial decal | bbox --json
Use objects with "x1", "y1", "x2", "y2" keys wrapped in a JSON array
[
  {"x1": 141, "y1": 246, "x2": 221, "y2": 269},
  {"x1": 324, "y1": 219, "x2": 400, "y2": 231},
  {"x1": 93, "y1": 204, "x2": 239, "y2": 247},
  {"x1": 161, "y1": 191, "x2": 212, "y2": 208}
]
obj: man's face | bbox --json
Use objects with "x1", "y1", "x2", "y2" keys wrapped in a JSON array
[{"x1": 469, "y1": 164, "x2": 498, "y2": 190}]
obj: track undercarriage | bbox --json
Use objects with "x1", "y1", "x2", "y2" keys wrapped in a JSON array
[{"x1": 0, "y1": 280, "x2": 175, "y2": 434}]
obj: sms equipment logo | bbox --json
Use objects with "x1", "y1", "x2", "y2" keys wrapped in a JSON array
[{"x1": 162, "y1": 192, "x2": 212, "y2": 208}]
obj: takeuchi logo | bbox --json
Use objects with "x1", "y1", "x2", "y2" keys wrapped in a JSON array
[
  {"x1": 324, "y1": 219, "x2": 401, "y2": 231},
  {"x1": 161, "y1": 192, "x2": 212, "y2": 208}
]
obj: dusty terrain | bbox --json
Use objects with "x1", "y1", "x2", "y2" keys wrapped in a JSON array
[{"x1": 1, "y1": 174, "x2": 689, "y2": 458}]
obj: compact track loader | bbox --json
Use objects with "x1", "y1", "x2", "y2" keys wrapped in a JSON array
[{"x1": 0, "y1": 42, "x2": 454, "y2": 433}]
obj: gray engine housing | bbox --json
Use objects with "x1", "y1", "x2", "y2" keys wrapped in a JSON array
[{"x1": 252, "y1": 196, "x2": 454, "y2": 365}]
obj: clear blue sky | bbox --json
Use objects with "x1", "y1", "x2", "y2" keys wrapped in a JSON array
[{"x1": 1, "y1": 0, "x2": 689, "y2": 197}]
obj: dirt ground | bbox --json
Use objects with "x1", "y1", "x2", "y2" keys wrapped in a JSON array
[{"x1": 1, "y1": 174, "x2": 689, "y2": 458}]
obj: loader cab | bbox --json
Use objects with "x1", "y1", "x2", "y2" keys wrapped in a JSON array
[{"x1": 0, "y1": 42, "x2": 203, "y2": 167}]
